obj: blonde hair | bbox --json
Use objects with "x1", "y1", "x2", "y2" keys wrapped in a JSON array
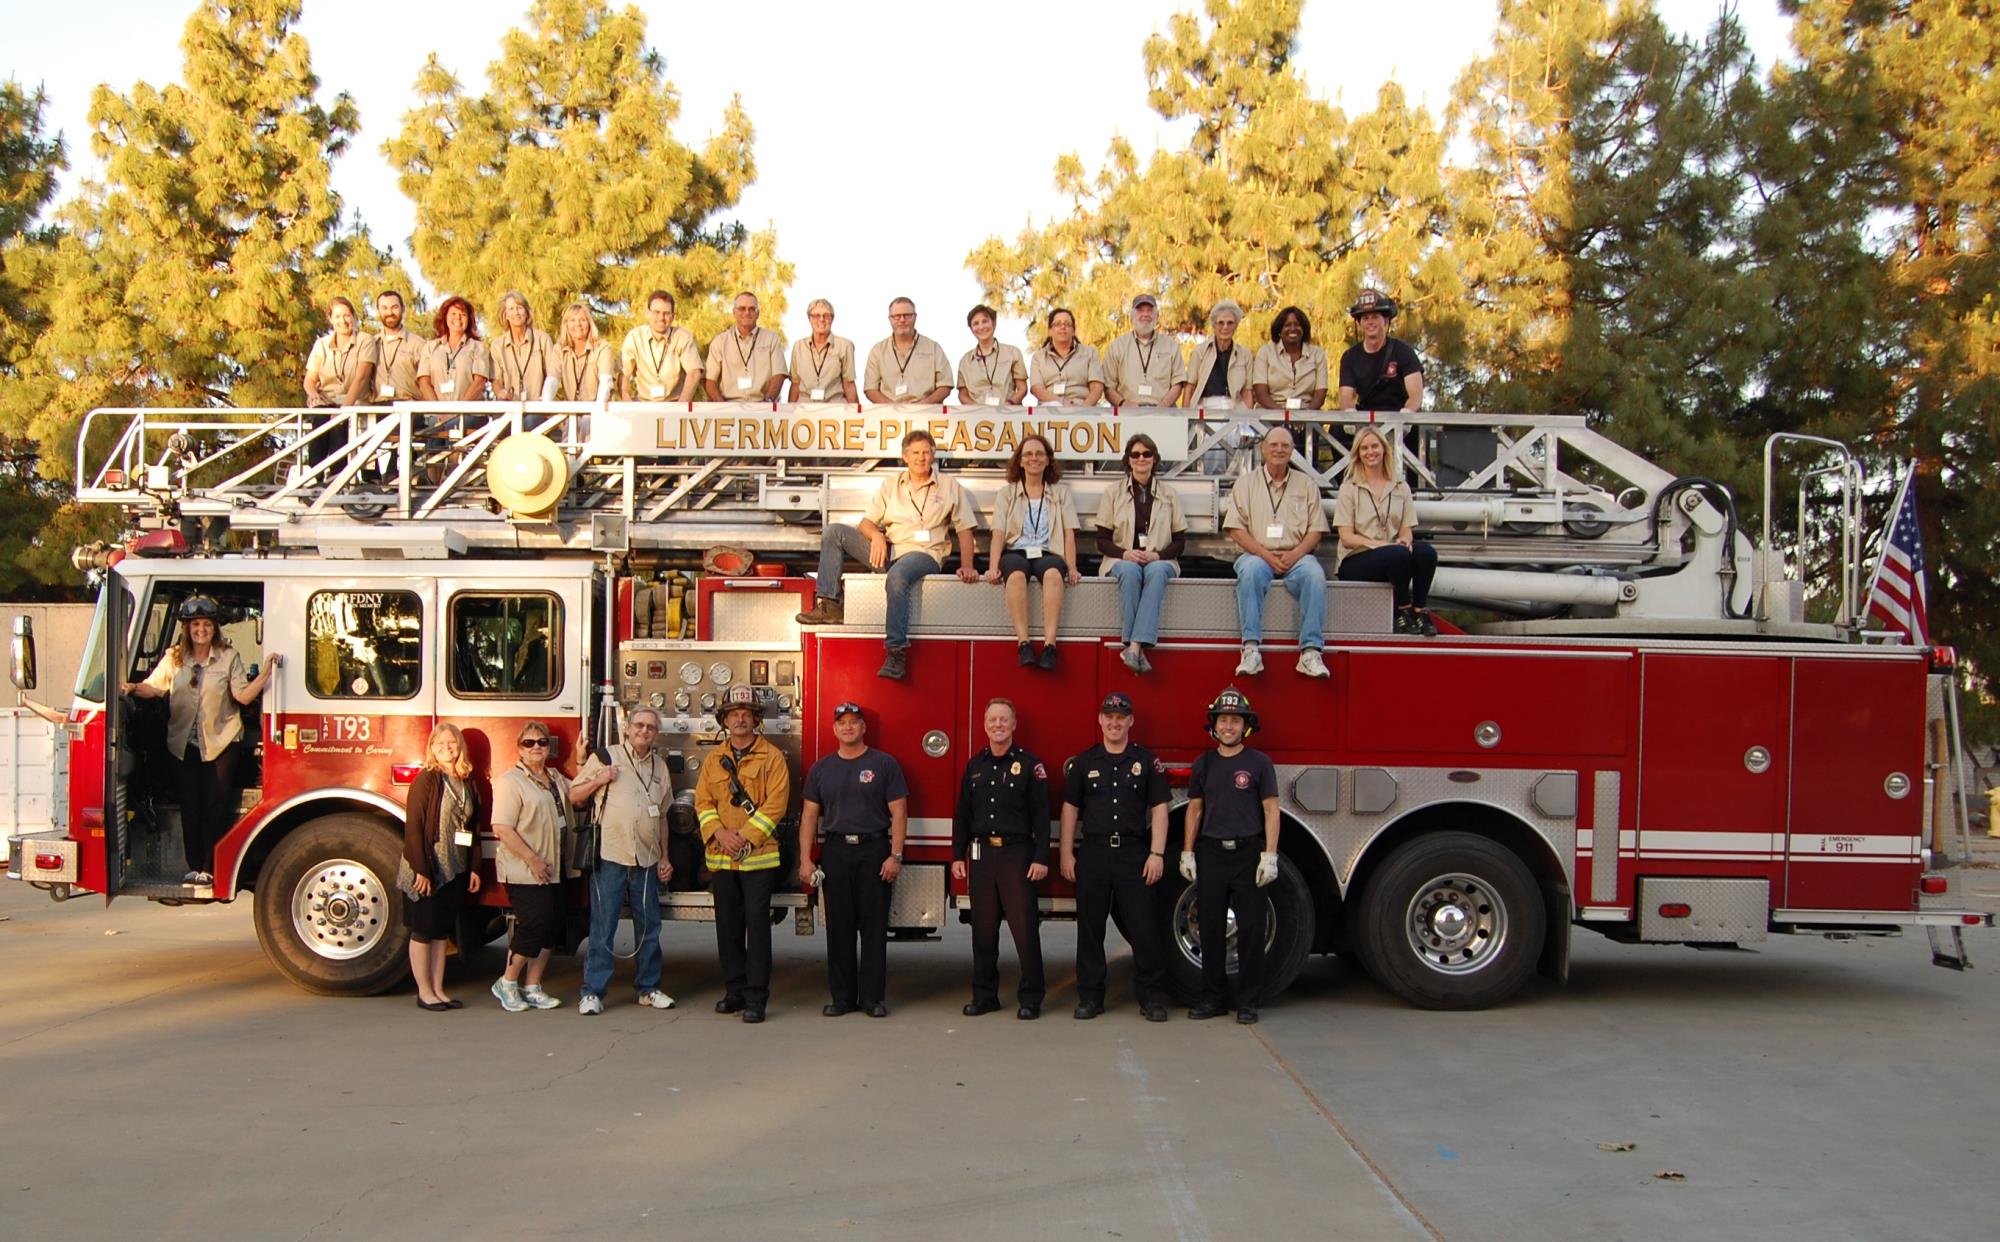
[
  {"x1": 422, "y1": 722, "x2": 474, "y2": 780},
  {"x1": 499, "y1": 290, "x2": 535, "y2": 327},
  {"x1": 559, "y1": 303, "x2": 601, "y2": 347},
  {"x1": 807, "y1": 298, "x2": 834, "y2": 316},
  {"x1": 1346, "y1": 425, "x2": 1394, "y2": 484}
]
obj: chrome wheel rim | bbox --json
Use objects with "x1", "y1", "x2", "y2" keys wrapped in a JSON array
[
  {"x1": 291, "y1": 858, "x2": 391, "y2": 960},
  {"x1": 1172, "y1": 884, "x2": 1278, "y2": 972},
  {"x1": 1403, "y1": 871, "x2": 1508, "y2": 975}
]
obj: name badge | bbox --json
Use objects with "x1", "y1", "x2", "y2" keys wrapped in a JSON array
[
  {"x1": 1209, "y1": 395, "x2": 1233, "y2": 410},
  {"x1": 453, "y1": 830, "x2": 474, "y2": 848},
  {"x1": 984, "y1": 394, "x2": 1001, "y2": 407},
  {"x1": 1285, "y1": 396, "x2": 1302, "y2": 410},
  {"x1": 378, "y1": 383, "x2": 395, "y2": 399},
  {"x1": 649, "y1": 383, "x2": 668, "y2": 399},
  {"x1": 1135, "y1": 534, "x2": 1148, "y2": 549},
  {"x1": 895, "y1": 381, "x2": 909, "y2": 397},
  {"x1": 809, "y1": 387, "x2": 825, "y2": 401},
  {"x1": 913, "y1": 528, "x2": 932, "y2": 543},
  {"x1": 439, "y1": 377, "x2": 455, "y2": 394},
  {"x1": 1265, "y1": 523, "x2": 1286, "y2": 541},
  {"x1": 1051, "y1": 381, "x2": 1067, "y2": 397},
  {"x1": 1137, "y1": 384, "x2": 1154, "y2": 399},
  {"x1": 646, "y1": 803, "x2": 661, "y2": 818},
  {"x1": 736, "y1": 374, "x2": 752, "y2": 391},
  {"x1": 1023, "y1": 545, "x2": 1043, "y2": 559}
]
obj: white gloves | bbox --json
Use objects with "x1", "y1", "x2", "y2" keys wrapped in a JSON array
[
  {"x1": 809, "y1": 866, "x2": 825, "y2": 888},
  {"x1": 1178, "y1": 852, "x2": 1197, "y2": 883},
  {"x1": 1255, "y1": 852, "x2": 1279, "y2": 887}
]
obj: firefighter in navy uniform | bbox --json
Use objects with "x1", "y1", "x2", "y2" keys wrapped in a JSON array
[
  {"x1": 951, "y1": 697, "x2": 1051, "y2": 1019},
  {"x1": 1059, "y1": 692, "x2": 1173, "y2": 1022},
  {"x1": 1180, "y1": 688, "x2": 1281, "y2": 1024}
]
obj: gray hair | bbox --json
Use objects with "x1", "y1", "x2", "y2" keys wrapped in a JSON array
[
  {"x1": 807, "y1": 297, "x2": 834, "y2": 316},
  {"x1": 626, "y1": 705, "x2": 663, "y2": 728},
  {"x1": 1208, "y1": 299, "x2": 1243, "y2": 327},
  {"x1": 499, "y1": 290, "x2": 534, "y2": 326}
]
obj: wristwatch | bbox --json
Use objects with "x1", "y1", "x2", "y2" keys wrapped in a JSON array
[{"x1": 890, "y1": 853, "x2": 904, "y2": 863}]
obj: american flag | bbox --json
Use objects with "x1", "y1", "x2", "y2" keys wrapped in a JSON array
[{"x1": 1864, "y1": 465, "x2": 1930, "y2": 646}]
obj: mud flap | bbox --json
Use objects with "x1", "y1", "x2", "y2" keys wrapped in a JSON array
[
  {"x1": 1928, "y1": 924, "x2": 1973, "y2": 971},
  {"x1": 1539, "y1": 878, "x2": 1571, "y2": 983}
]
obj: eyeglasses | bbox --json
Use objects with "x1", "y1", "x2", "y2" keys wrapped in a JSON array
[
  {"x1": 628, "y1": 722, "x2": 658, "y2": 732},
  {"x1": 519, "y1": 737, "x2": 551, "y2": 749},
  {"x1": 889, "y1": 312, "x2": 915, "y2": 320}
]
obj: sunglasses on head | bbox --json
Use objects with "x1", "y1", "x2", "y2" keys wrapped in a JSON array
[{"x1": 519, "y1": 737, "x2": 551, "y2": 749}]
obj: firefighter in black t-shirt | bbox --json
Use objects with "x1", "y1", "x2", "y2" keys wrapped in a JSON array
[
  {"x1": 1179, "y1": 687, "x2": 1280, "y2": 1024},
  {"x1": 1059, "y1": 691, "x2": 1173, "y2": 1022},
  {"x1": 1334, "y1": 289, "x2": 1424, "y2": 413}
]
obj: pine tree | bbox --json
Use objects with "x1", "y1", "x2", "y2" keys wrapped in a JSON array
[
  {"x1": 0, "y1": 81, "x2": 68, "y2": 595},
  {"x1": 965, "y1": 0, "x2": 1459, "y2": 358},
  {"x1": 387, "y1": 0, "x2": 792, "y2": 342}
]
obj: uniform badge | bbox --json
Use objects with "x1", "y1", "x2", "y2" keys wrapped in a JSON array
[
  {"x1": 1131, "y1": 761, "x2": 1142, "y2": 776},
  {"x1": 1234, "y1": 770, "x2": 1252, "y2": 789},
  {"x1": 1010, "y1": 761, "x2": 1021, "y2": 776},
  {"x1": 859, "y1": 769, "x2": 876, "y2": 784},
  {"x1": 1386, "y1": 362, "x2": 1399, "y2": 378}
]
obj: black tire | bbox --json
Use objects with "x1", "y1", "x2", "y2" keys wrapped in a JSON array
[
  {"x1": 1356, "y1": 832, "x2": 1544, "y2": 1010},
  {"x1": 251, "y1": 814, "x2": 410, "y2": 996},
  {"x1": 1158, "y1": 855, "x2": 1315, "y2": 1007}
]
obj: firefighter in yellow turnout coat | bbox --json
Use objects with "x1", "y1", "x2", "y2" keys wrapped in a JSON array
[{"x1": 696, "y1": 684, "x2": 791, "y2": 1022}]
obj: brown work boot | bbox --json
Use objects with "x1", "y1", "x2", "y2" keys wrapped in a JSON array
[{"x1": 796, "y1": 596, "x2": 844, "y2": 625}]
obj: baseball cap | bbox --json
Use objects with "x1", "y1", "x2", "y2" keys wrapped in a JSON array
[
  {"x1": 1130, "y1": 293, "x2": 1159, "y2": 310},
  {"x1": 832, "y1": 701, "x2": 864, "y2": 720},
  {"x1": 1098, "y1": 692, "x2": 1134, "y2": 716}
]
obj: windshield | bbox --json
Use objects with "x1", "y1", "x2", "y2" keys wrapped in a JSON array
[{"x1": 73, "y1": 580, "x2": 134, "y2": 704}]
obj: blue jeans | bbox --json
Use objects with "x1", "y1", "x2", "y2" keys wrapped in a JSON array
[
  {"x1": 1105, "y1": 559, "x2": 1178, "y2": 646},
  {"x1": 815, "y1": 523, "x2": 944, "y2": 651},
  {"x1": 1234, "y1": 552, "x2": 1326, "y2": 650},
  {"x1": 584, "y1": 859, "x2": 663, "y2": 998}
]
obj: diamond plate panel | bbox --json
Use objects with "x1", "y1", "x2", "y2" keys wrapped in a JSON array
[
  {"x1": 1637, "y1": 877, "x2": 1769, "y2": 942},
  {"x1": 888, "y1": 862, "x2": 946, "y2": 929},
  {"x1": 1591, "y1": 770, "x2": 1621, "y2": 903}
]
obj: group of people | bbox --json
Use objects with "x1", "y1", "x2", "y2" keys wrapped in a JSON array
[
  {"x1": 301, "y1": 288, "x2": 1426, "y2": 416},
  {"x1": 393, "y1": 675, "x2": 1283, "y2": 1024}
]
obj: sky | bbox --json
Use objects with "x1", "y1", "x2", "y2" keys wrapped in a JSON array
[{"x1": 8, "y1": 0, "x2": 1792, "y2": 347}]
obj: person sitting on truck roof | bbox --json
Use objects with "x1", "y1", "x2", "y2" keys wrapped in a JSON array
[
  {"x1": 985, "y1": 433, "x2": 1083, "y2": 670},
  {"x1": 788, "y1": 298, "x2": 860, "y2": 404},
  {"x1": 1334, "y1": 425, "x2": 1438, "y2": 636},
  {"x1": 796, "y1": 428, "x2": 981, "y2": 681},
  {"x1": 120, "y1": 595, "x2": 281, "y2": 888},
  {"x1": 1224, "y1": 425, "x2": 1331, "y2": 680},
  {"x1": 1101, "y1": 294, "x2": 1187, "y2": 409},
  {"x1": 554, "y1": 303, "x2": 615, "y2": 406},
  {"x1": 704, "y1": 291, "x2": 787, "y2": 402},
  {"x1": 1094, "y1": 432, "x2": 1187, "y2": 675},
  {"x1": 1027, "y1": 308, "x2": 1106, "y2": 408},
  {"x1": 697, "y1": 684, "x2": 791, "y2": 1024},
  {"x1": 863, "y1": 297, "x2": 954, "y2": 404},
  {"x1": 1334, "y1": 289, "x2": 1423, "y2": 413},
  {"x1": 1184, "y1": 300, "x2": 1251, "y2": 409},
  {"x1": 347, "y1": 288, "x2": 423, "y2": 403},
  {"x1": 956, "y1": 303, "x2": 1027, "y2": 407},
  {"x1": 1251, "y1": 305, "x2": 1329, "y2": 412},
  {"x1": 489, "y1": 720, "x2": 571, "y2": 1013},
  {"x1": 400, "y1": 722, "x2": 483, "y2": 1011},
  {"x1": 491, "y1": 291, "x2": 559, "y2": 403},
  {"x1": 620, "y1": 289, "x2": 703, "y2": 403},
  {"x1": 416, "y1": 295, "x2": 492, "y2": 404}
]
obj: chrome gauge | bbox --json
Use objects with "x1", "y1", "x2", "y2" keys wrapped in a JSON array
[
  {"x1": 647, "y1": 691, "x2": 667, "y2": 709},
  {"x1": 708, "y1": 661, "x2": 734, "y2": 686},
  {"x1": 673, "y1": 691, "x2": 691, "y2": 713},
  {"x1": 678, "y1": 661, "x2": 704, "y2": 687}
]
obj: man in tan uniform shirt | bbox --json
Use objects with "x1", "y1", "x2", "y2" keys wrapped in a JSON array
[
  {"x1": 864, "y1": 298, "x2": 954, "y2": 404},
  {"x1": 350, "y1": 289, "x2": 424, "y2": 402},
  {"x1": 1101, "y1": 294, "x2": 1187, "y2": 408},
  {"x1": 1223, "y1": 425, "x2": 1331, "y2": 680},
  {"x1": 620, "y1": 290, "x2": 703, "y2": 402},
  {"x1": 704, "y1": 292, "x2": 787, "y2": 401}
]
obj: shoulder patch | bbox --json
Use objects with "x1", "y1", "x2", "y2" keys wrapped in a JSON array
[
  {"x1": 1153, "y1": 757, "x2": 1167, "y2": 774},
  {"x1": 1033, "y1": 763, "x2": 1047, "y2": 780}
]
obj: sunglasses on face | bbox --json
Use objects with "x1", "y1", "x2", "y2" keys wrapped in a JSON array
[
  {"x1": 519, "y1": 737, "x2": 551, "y2": 749},
  {"x1": 1128, "y1": 450, "x2": 1156, "y2": 460}
]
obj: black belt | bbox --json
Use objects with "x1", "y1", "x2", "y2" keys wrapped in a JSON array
[
  {"x1": 1202, "y1": 837, "x2": 1256, "y2": 851},
  {"x1": 979, "y1": 834, "x2": 1030, "y2": 847},
  {"x1": 1084, "y1": 832, "x2": 1142, "y2": 848},
  {"x1": 828, "y1": 833, "x2": 888, "y2": 846}
]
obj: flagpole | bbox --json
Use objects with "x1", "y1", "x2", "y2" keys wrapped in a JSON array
[{"x1": 1861, "y1": 461, "x2": 1915, "y2": 639}]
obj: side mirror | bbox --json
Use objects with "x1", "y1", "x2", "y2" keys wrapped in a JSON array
[{"x1": 11, "y1": 615, "x2": 37, "y2": 691}]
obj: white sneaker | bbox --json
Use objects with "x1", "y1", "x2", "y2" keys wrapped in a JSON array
[
  {"x1": 578, "y1": 993, "x2": 604, "y2": 1016},
  {"x1": 491, "y1": 978, "x2": 530, "y2": 1013},
  {"x1": 1296, "y1": 648, "x2": 1329, "y2": 678},
  {"x1": 636, "y1": 989, "x2": 677, "y2": 1010},
  {"x1": 182, "y1": 871, "x2": 202, "y2": 884},
  {"x1": 1235, "y1": 643, "x2": 1264, "y2": 676},
  {"x1": 521, "y1": 984, "x2": 563, "y2": 1010}
]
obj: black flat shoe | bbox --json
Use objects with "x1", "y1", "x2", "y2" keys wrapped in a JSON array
[
  {"x1": 443, "y1": 998, "x2": 464, "y2": 1010},
  {"x1": 823, "y1": 1003, "x2": 855, "y2": 1017},
  {"x1": 741, "y1": 1007, "x2": 765, "y2": 1024},
  {"x1": 1236, "y1": 1007, "x2": 1260, "y2": 1025},
  {"x1": 1142, "y1": 1004, "x2": 1171, "y2": 1023},
  {"x1": 1073, "y1": 1001, "x2": 1104, "y2": 1020},
  {"x1": 963, "y1": 1000, "x2": 1001, "y2": 1016},
  {"x1": 1187, "y1": 1002, "x2": 1230, "y2": 1020},
  {"x1": 417, "y1": 999, "x2": 451, "y2": 1012},
  {"x1": 715, "y1": 997, "x2": 746, "y2": 1014},
  {"x1": 865, "y1": 1003, "x2": 890, "y2": 1018},
  {"x1": 1038, "y1": 643, "x2": 1059, "y2": 670},
  {"x1": 1017, "y1": 641, "x2": 1035, "y2": 666},
  {"x1": 1016, "y1": 1006, "x2": 1040, "y2": 1020}
]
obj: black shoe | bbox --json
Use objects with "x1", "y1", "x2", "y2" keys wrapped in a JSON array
[
  {"x1": 963, "y1": 1000, "x2": 1002, "y2": 1016},
  {"x1": 1187, "y1": 1002, "x2": 1231, "y2": 1020},
  {"x1": 714, "y1": 996, "x2": 746, "y2": 1014},
  {"x1": 865, "y1": 1003, "x2": 889, "y2": 1018},
  {"x1": 1142, "y1": 1003, "x2": 1171, "y2": 1023},
  {"x1": 443, "y1": 998, "x2": 464, "y2": 1010},
  {"x1": 1017, "y1": 641, "x2": 1035, "y2": 666},
  {"x1": 878, "y1": 649, "x2": 908, "y2": 680},
  {"x1": 1236, "y1": 1007, "x2": 1260, "y2": 1025},
  {"x1": 1416, "y1": 610, "x2": 1439, "y2": 637},
  {"x1": 1073, "y1": 1001, "x2": 1104, "y2": 1020},
  {"x1": 1038, "y1": 643, "x2": 1059, "y2": 670},
  {"x1": 823, "y1": 1003, "x2": 856, "y2": 1017},
  {"x1": 1017, "y1": 1005, "x2": 1041, "y2": 1020},
  {"x1": 741, "y1": 1006, "x2": 766, "y2": 1024},
  {"x1": 417, "y1": 998, "x2": 451, "y2": 1012},
  {"x1": 1394, "y1": 609, "x2": 1419, "y2": 635}
]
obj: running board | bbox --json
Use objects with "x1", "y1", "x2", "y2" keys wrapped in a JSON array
[{"x1": 1928, "y1": 925, "x2": 1974, "y2": 971}]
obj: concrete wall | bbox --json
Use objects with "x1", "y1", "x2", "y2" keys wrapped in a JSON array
[{"x1": 5, "y1": 603, "x2": 94, "y2": 713}]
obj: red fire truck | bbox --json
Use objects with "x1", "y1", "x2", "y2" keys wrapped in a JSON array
[{"x1": 7, "y1": 400, "x2": 1990, "y2": 1008}]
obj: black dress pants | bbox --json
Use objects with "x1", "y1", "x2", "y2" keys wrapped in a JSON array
[
  {"x1": 1336, "y1": 541, "x2": 1439, "y2": 609},
  {"x1": 1196, "y1": 838, "x2": 1266, "y2": 1008},
  {"x1": 712, "y1": 867, "x2": 778, "y2": 1008},
  {"x1": 175, "y1": 742, "x2": 240, "y2": 873},
  {"x1": 1074, "y1": 839, "x2": 1166, "y2": 1007},
  {"x1": 821, "y1": 836, "x2": 893, "y2": 1008},
  {"x1": 968, "y1": 839, "x2": 1045, "y2": 1008}
]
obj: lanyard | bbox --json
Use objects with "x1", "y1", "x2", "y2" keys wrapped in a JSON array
[
  {"x1": 1044, "y1": 344, "x2": 1079, "y2": 378},
  {"x1": 1135, "y1": 334, "x2": 1156, "y2": 378},
  {"x1": 900, "y1": 474, "x2": 939, "y2": 527},
  {"x1": 443, "y1": 339, "x2": 467, "y2": 382},
  {"x1": 647, "y1": 331, "x2": 674, "y2": 378},
  {"x1": 731, "y1": 327, "x2": 759, "y2": 373},
  {"x1": 378, "y1": 335, "x2": 403, "y2": 376},
  {"x1": 807, "y1": 338, "x2": 837, "y2": 383},
  {"x1": 1023, "y1": 490, "x2": 1047, "y2": 539},
  {"x1": 327, "y1": 335, "x2": 352, "y2": 383},
  {"x1": 505, "y1": 333, "x2": 536, "y2": 394},
  {"x1": 568, "y1": 346, "x2": 590, "y2": 395},
  {"x1": 1264, "y1": 470, "x2": 1291, "y2": 524},
  {"x1": 976, "y1": 345, "x2": 999, "y2": 386},
  {"x1": 891, "y1": 338, "x2": 919, "y2": 378},
  {"x1": 621, "y1": 744, "x2": 658, "y2": 798},
  {"x1": 1359, "y1": 479, "x2": 1399, "y2": 533}
]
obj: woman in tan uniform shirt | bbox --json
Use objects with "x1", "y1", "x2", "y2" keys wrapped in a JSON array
[
  {"x1": 1027, "y1": 309, "x2": 1105, "y2": 407},
  {"x1": 983, "y1": 433, "x2": 1082, "y2": 669}
]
